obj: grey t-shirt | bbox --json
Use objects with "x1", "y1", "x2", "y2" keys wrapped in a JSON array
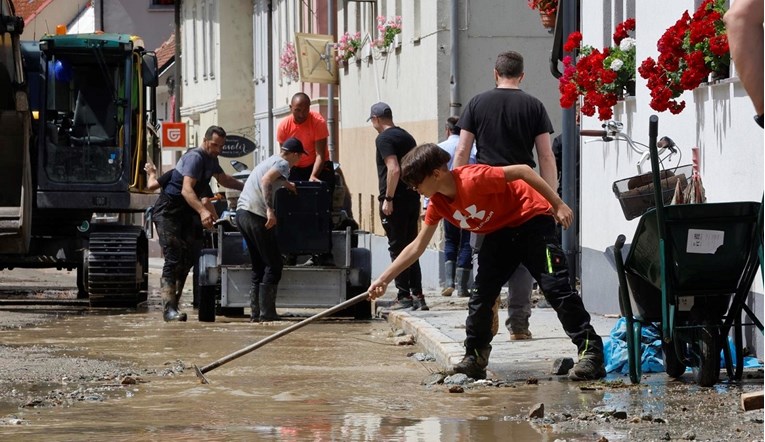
[
  {"x1": 164, "y1": 147, "x2": 224, "y2": 198},
  {"x1": 237, "y1": 154, "x2": 290, "y2": 217}
]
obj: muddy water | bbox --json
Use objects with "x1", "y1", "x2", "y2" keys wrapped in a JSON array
[{"x1": 0, "y1": 309, "x2": 614, "y2": 441}]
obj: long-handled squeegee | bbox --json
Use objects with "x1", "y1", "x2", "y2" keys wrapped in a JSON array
[{"x1": 193, "y1": 292, "x2": 370, "y2": 384}]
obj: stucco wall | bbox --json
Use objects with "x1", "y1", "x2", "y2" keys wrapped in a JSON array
[
  {"x1": 99, "y1": 0, "x2": 173, "y2": 50},
  {"x1": 578, "y1": 0, "x2": 763, "y2": 355}
]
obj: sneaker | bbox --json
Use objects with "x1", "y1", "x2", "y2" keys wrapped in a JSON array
[
  {"x1": 568, "y1": 357, "x2": 606, "y2": 381},
  {"x1": 452, "y1": 354, "x2": 488, "y2": 380},
  {"x1": 412, "y1": 294, "x2": 429, "y2": 311},
  {"x1": 388, "y1": 297, "x2": 414, "y2": 310},
  {"x1": 509, "y1": 330, "x2": 533, "y2": 341}
]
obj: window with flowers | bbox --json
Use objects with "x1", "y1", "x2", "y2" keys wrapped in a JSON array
[
  {"x1": 638, "y1": 0, "x2": 730, "y2": 114},
  {"x1": 375, "y1": 15, "x2": 402, "y2": 50},
  {"x1": 559, "y1": 18, "x2": 636, "y2": 121},
  {"x1": 335, "y1": 31, "x2": 363, "y2": 63},
  {"x1": 279, "y1": 41, "x2": 299, "y2": 83}
]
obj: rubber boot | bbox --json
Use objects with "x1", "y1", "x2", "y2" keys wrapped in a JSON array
[
  {"x1": 441, "y1": 260, "x2": 455, "y2": 296},
  {"x1": 455, "y1": 268, "x2": 471, "y2": 297},
  {"x1": 174, "y1": 277, "x2": 188, "y2": 322},
  {"x1": 249, "y1": 284, "x2": 260, "y2": 323},
  {"x1": 161, "y1": 277, "x2": 186, "y2": 322},
  {"x1": 259, "y1": 283, "x2": 281, "y2": 321}
]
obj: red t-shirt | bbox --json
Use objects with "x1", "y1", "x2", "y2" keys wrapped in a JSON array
[
  {"x1": 424, "y1": 165, "x2": 552, "y2": 234},
  {"x1": 276, "y1": 111, "x2": 329, "y2": 169}
]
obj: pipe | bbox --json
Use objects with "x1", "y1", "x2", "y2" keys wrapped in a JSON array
[
  {"x1": 99, "y1": 0, "x2": 104, "y2": 31},
  {"x1": 174, "y1": 0, "x2": 181, "y2": 123},
  {"x1": 327, "y1": 0, "x2": 336, "y2": 161},
  {"x1": 560, "y1": 0, "x2": 579, "y2": 285},
  {"x1": 449, "y1": 0, "x2": 460, "y2": 116},
  {"x1": 267, "y1": 1, "x2": 274, "y2": 152}
]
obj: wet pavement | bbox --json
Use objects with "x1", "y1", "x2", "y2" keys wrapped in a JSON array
[{"x1": 0, "y1": 262, "x2": 762, "y2": 441}]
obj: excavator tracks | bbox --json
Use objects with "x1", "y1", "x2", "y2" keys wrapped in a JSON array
[{"x1": 86, "y1": 226, "x2": 148, "y2": 307}]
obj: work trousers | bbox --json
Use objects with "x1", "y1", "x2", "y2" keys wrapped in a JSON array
[
  {"x1": 380, "y1": 195, "x2": 422, "y2": 298},
  {"x1": 465, "y1": 216, "x2": 603, "y2": 360},
  {"x1": 236, "y1": 209, "x2": 283, "y2": 286},
  {"x1": 153, "y1": 193, "x2": 197, "y2": 284}
]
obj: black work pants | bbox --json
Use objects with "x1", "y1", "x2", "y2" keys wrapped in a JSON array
[
  {"x1": 153, "y1": 193, "x2": 196, "y2": 284},
  {"x1": 236, "y1": 209, "x2": 283, "y2": 286},
  {"x1": 465, "y1": 216, "x2": 603, "y2": 360},
  {"x1": 380, "y1": 195, "x2": 422, "y2": 298}
]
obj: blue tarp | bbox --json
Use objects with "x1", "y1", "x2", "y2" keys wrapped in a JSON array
[{"x1": 603, "y1": 317, "x2": 763, "y2": 375}]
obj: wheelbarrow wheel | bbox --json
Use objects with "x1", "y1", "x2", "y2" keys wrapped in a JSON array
[
  {"x1": 198, "y1": 284, "x2": 217, "y2": 322},
  {"x1": 662, "y1": 340, "x2": 686, "y2": 379},
  {"x1": 625, "y1": 317, "x2": 642, "y2": 384},
  {"x1": 692, "y1": 326, "x2": 720, "y2": 387}
]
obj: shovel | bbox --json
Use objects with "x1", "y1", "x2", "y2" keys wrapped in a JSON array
[{"x1": 193, "y1": 292, "x2": 370, "y2": 384}]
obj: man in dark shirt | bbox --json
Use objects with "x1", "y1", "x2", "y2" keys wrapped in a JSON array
[
  {"x1": 369, "y1": 102, "x2": 428, "y2": 311},
  {"x1": 152, "y1": 125, "x2": 244, "y2": 322},
  {"x1": 454, "y1": 51, "x2": 557, "y2": 342}
]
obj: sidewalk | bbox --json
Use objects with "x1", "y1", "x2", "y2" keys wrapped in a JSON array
[{"x1": 378, "y1": 292, "x2": 619, "y2": 381}]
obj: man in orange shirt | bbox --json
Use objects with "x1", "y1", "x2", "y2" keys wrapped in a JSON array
[{"x1": 276, "y1": 93, "x2": 335, "y2": 266}]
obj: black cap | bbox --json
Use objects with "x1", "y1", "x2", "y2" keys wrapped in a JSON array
[
  {"x1": 281, "y1": 137, "x2": 307, "y2": 155},
  {"x1": 367, "y1": 102, "x2": 392, "y2": 121}
]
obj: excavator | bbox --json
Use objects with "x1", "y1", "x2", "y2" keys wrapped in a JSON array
[{"x1": 0, "y1": 0, "x2": 160, "y2": 306}]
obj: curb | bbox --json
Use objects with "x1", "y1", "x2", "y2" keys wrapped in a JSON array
[{"x1": 386, "y1": 311, "x2": 464, "y2": 370}]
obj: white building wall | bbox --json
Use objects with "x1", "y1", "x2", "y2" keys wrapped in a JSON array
[
  {"x1": 180, "y1": 0, "x2": 254, "y2": 174},
  {"x1": 97, "y1": 0, "x2": 174, "y2": 50},
  {"x1": 578, "y1": 0, "x2": 764, "y2": 349}
]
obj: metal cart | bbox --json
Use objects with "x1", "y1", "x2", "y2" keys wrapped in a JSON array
[{"x1": 611, "y1": 116, "x2": 763, "y2": 386}]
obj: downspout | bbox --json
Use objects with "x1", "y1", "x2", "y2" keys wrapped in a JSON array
[
  {"x1": 560, "y1": 0, "x2": 579, "y2": 284},
  {"x1": 99, "y1": 0, "x2": 104, "y2": 31},
  {"x1": 327, "y1": 0, "x2": 336, "y2": 161},
  {"x1": 267, "y1": 1, "x2": 274, "y2": 151},
  {"x1": 174, "y1": 0, "x2": 182, "y2": 123},
  {"x1": 449, "y1": 0, "x2": 460, "y2": 116}
]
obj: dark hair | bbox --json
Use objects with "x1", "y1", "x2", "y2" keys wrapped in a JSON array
[
  {"x1": 495, "y1": 51, "x2": 524, "y2": 78},
  {"x1": 401, "y1": 143, "x2": 451, "y2": 187},
  {"x1": 446, "y1": 115, "x2": 460, "y2": 135},
  {"x1": 204, "y1": 125, "x2": 226, "y2": 140},
  {"x1": 291, "y1": 92, "x2": 311, "y2": 105}
]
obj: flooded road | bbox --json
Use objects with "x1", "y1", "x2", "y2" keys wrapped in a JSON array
[
  {"x1": 0, "y1": 309, "x2": 578, "y2": 441},
  {"x1": 0, "y1": 268, "x2": 762, "y2": 441}
]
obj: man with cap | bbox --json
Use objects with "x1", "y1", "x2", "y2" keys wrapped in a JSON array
[
  {"x1": 236, "y1": 137, "x2": 306, "y2": 322},
  {"x1": 276, "y1": 92, "x2": 335, "y2": 266},
  {"x1": 369, "y1": 102, "x2": 428, "y2": 311}
]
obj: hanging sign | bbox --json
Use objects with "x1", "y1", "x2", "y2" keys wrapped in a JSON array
[{"x1": 220, "y1": 135, "x2": 257, "y2": 158}]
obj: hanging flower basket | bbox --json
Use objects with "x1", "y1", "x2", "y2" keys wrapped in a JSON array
[
  {"x1": 539, "y1": 11, "x2": 556, "y2": 30},
  {"x1": 528, "y1": 0, "x2": 558, "y2": 30}
]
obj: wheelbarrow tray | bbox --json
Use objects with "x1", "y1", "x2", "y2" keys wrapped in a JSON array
[{"x1": 623, "y1": 201, "x2": 760, "y2": 321}]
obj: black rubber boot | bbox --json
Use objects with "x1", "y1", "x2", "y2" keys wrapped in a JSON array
[
  {"x1": 173, "y1": 277, "x2": 188, "y2": 322},
  {"x1": 455, "y1": 268, "x2": 471, "y2": 297},
  {"x1": 259, "y1": 283, "x2": 281, "y2": 321},
  {"x1": 441, "y1": 260, "x2": 455, "y2": 296},
  {"x1": 249, "y1": 284, "x2": 260, "y2": 323},
  {"x1": 161, "y1": 277, "x2": 186, "y2": 322}
]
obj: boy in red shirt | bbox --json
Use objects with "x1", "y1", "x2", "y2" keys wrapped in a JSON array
[{"x1": 368, "y1": 143, "x2": 605, "y2": 380}]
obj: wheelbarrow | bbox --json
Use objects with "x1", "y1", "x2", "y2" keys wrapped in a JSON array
[{"x1": 611, "y1": 115, "x2": 763, "y2": 386}]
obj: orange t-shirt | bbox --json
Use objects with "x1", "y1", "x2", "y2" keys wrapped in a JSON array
[
  {"x1": 276, "y1": 111, "x2": 329, "y2": 169},
  {"x1": 424, "y1": 165, "x2": 552, "y2": 233}
]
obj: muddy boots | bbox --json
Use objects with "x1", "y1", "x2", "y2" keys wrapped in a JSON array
[
  {"x1": 258, "y1": 283, "x2": 281, "y2": 321},
  {"x1": 441, "y1": 260, "x2": 455, "y2": 296},
  {"x1": 455, "y1": 267, "x2": 471, "y2": 297},
  {"x1": 249, "y1": 285, "x2": 260, "y2": 323},
  {"x1": 452, "y1": 346, "x2": 492, "y2": 380},
  {"x1": 161, "y1": 277, "x2": 187, "y2": 322}
]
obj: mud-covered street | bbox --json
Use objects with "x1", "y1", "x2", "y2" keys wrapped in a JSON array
[{"x1": 0, "y1": 266, "x2": 762, "y2": 441}]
